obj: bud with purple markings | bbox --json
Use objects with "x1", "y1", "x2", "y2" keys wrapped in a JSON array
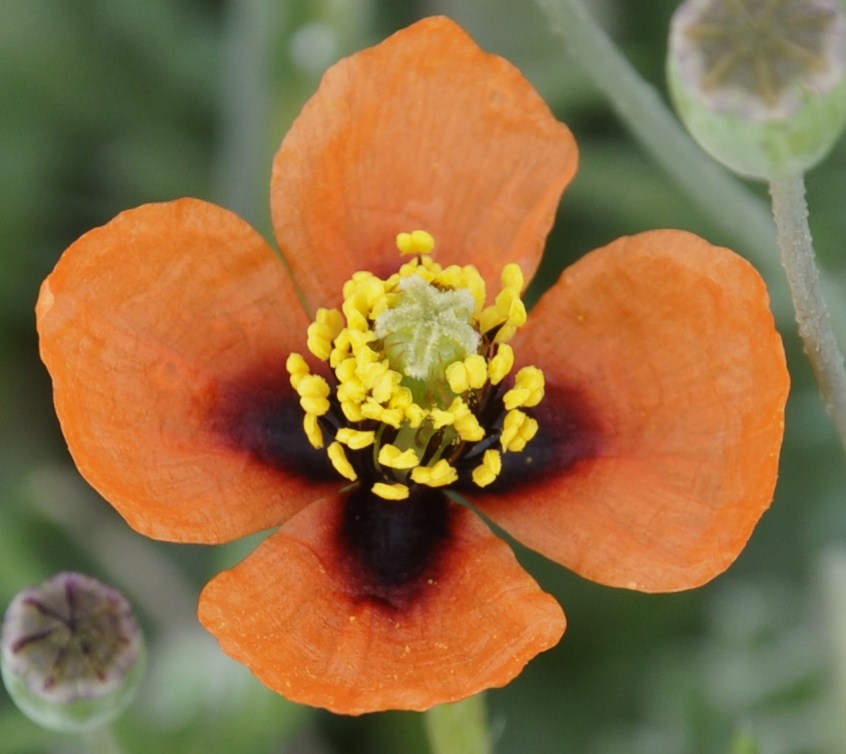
[{"x1": 1, "y1": 572, "x2": 144, "y2": 732}]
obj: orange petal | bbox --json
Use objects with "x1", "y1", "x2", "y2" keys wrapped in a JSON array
[
  {"x1": 37, "y1": 199, "x2": 338, "y2": 544},
  {"x1": 198, "y1": 488, "x2": 565, "y2": 714},
  {"x1": 475, "y1": 230, "x2": 789, "y2": 592},
  {"x1": 271, "y1": 16, "x2": 577, "y2": 312}
]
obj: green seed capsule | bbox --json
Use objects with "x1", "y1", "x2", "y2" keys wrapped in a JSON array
[
  {"x1": 668, "y1": 0, "x2": 846, "y2": 179},
  {"x1": 1, "y1": 572, "x2": 144, "y2": 733}
]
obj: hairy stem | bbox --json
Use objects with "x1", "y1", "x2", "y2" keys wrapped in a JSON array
[
  {"x1": 535, "y1": 0, "x2": 789, "y2": 314},
  {"x1": 770, "y1": 174, "x2": 846, "y2": 451}
]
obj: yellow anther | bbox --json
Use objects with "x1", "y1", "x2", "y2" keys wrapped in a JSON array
[
  {"x1": 306, "y1": 307, "x2": 344, "y2": 361},
  {"x1": 478, "y1": 304, "x2": 502, "y2": 335},
  {"x1": 433, "y1": 264, "x2": 464, "y2": 290},
  {"x1": 307, "y1": 326, "x2": 333, "y2": 361},
  {"x1": 354, "y1": 345, "x2": 380, "y2": 371},
  {"x1": 296, "y1": 374, "x2": 330, "y2": 416},
  {"x1": 503, "y1": 366, "x2": 545, "y2": 409},
  {"x1": 464, "y1": 354, "x2": 488, "y2": 389},
  {"x1": 303, "y1": 413, "x2": 324, "y2": 449},
  {"x1": 494, "y1": 323, "x2": 518, "y2": 344},
  {"x1": 506, "y1": 298, "x2": 527, "y2": 328},
  {"x1": 335, "y1": 427, "x2": 375, "y2": 449},
  {"x1": 396, "y1": 229, "x2": 436, "y2": 256},
  {"x1": 378, "y1": 444, "x2": 420, "y2": 470},
  {"x1": 327, "y1": 442, "x2": 357, "y2": 481},
  {"x1": 388, "y1": 385, "x2": 414, "y2": 410},
  {"x1": 501, "y1": 263, "x2": 524, "y2": 293},
  {"x1": 500, "y1": 409, "x2": 539, "y2": 452},
  {"x1": 342, "y1": 270, "x2": 376, "y2": 299},
  {"x1": 347, "y1": 327, "x2": 377, "y2": 351},
  {"x1": 445, "y1": 361, "x2": 471, "y2": 394},
  {"x1": 371, "y1": 369, "x2": 401, "y2": 404},
  {"x1": 335, "y1": 356, "x2": 357, "y2": 383},
  {"x1": 340, "y1": 400, "x2": 364, "y2": 423},
  {"x1": 472, "y1": 449, "x2": 502, "y2": 488},
  {"x1": 337, "y1": 377, "x2": 366, "y2": 406},
  {"x1": 343, "y1": 306, "x2": 369, "y2": 332},
  {"x1": 286, "y1": 352, "x2": 311, "y2": 389},
  {"x1": 404, "y1": 402, "x2": 428, "y2": 427},
  {"x1": 360, "y1": 356, "x2": 388, "y2": 387},
  {"x1": 443, "y1": 354, "x2": 488, "y2": 396},
  {"x1": 430, "y1": 406, "x2": 457, "y2": 430},
  {"x1": 372, "y1": 482, "x2": 410, "y2": 501},
  {"x1": 411, "y1": 459, "x2": 458, "y2": 487},
  {"x1": 488, "y1": 344, "x2": 514, "y2": 385},
  {"x1": 361, "y1": 401, "x2": 403, "y2": 428},
  {"x1": 496, "y1": 288, "x2": 527, "y2": 327},
  {"x1": 454, "y1": 410, "x2": 485, "y2": 442}
]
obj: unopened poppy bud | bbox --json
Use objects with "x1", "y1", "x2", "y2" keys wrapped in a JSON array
[
  {"x1": 1, "y1": 572, "x2": 144, "y2": 733},
  {"x1": 668, "y1": 0, "x2": 846, "y2": 179}
]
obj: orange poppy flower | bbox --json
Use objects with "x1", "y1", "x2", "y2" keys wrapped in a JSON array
[{"x1": 36, "y1": 17, "x2": 788, "y2": 715}]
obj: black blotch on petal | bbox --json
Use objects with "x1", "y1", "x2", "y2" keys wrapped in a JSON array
[
  {"x1": 212, "y1": 372, "x2": 333, "y2": 482},
  {"x1": 340, "y1": 486, "x2": 451, "y2": 610}
]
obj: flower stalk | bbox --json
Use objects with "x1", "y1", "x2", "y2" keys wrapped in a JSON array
[
  {"x1": 534, "y1": 0, "x2": 785, "y2": 303},
  {"x1": 769, "y1": 174, "x2": 846, "y2": 450},
  {"x1": 84, "y1": 726, "x2": 128, "y2": 754},
  {"x1": 424, "y1": 694, "x2": 492, "y2": 754}
]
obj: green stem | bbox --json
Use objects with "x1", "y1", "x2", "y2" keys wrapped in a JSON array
[
  {"x1": 534, "y1": 0, "x2": 789, "y2": 314},
  {"x1": 214, "y1": 0, "x2": 272, "y2": 233},
  {"x1": 769, "y1": 175, "x2": 846, "y2": 451},
  {"x1": 83, "y1": 725, "x2": 127, "y2": 754},
  {"x1": 424, "y1": 694, "x2": 493, "y2": 754}
]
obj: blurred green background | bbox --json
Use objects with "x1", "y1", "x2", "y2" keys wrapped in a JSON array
[{"x1": 2, "y1": 1, "x2": 846, "y2": 752}]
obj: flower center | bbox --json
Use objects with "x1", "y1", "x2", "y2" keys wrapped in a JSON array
[
  {"x1": 286, "y1": 230, "x2": 544, "y2": 501},
  {"x1": 375, "y1": 276, "x2": 479, "y2": 392}
]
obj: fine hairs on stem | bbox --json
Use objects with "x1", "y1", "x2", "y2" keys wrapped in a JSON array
[
  {"x1": 770, "y1": 175, "x2": 846, "y2": 451},
  {"x1": 537, "y1": 0, "x2": 846, "y2": 453}
]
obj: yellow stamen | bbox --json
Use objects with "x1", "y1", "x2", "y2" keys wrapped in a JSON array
[
  {"x1": 501, "y1": 263, "x2": 524, "y2": 292},
  {"x1": 289, "y1": 229, "x2": 545, "y2": 494},
  {"x1": 303, "y1": 413, "x2": 323, "y2": 449},
  {"x1": 503, "y1": 366, "x2": 546, "y2": 410},
  {"x1": 396, "y1": 229, "x2": 436, "y2": 256},
  {"x1": 488, "y1": 344, "x2": 514, "y2": 385},
  {"x1": 327, "y1": 442, "x2": 357, "y2": 481},
  {"x1": 372, "y1": 482, "x2": 410, "y2": 500},
  {"x1": 377, "y1": 444, "x2": 420, "y2": 470},
  {"x1": 445, "y1": 361, "x2": 470, "y2": 394},
  {"x1": 472, "y1": 449, "x2": 502, "y2": 487},
  {"x1": 445, "y1": 354, "x2": 488, "y2": 395},
  {"x1": 411, "y1": 459, "x2": 458, "y2": 487},
  {"x1": 306, "y1": 308, "x2": 344, "y2": 360},
  {"x1": 335, "y1": 427, "x2": 375, "y2": 449},
  {"x1": 286, "y1": 352, "x2": 310, "y2": 389},
  {"x1": 500, "y1": 409, "x2": 539, "y2": 452},
  {"x1": 295, "y1": 374, "x2": 331, "y2": 416}
]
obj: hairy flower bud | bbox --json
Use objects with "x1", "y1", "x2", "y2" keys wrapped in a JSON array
[
  {"x1": 668, "y1": 0, "x2": 846, "y2": 179},
  {"x1": 1, "y1": 572, "x2": 144, "y2": 733}
]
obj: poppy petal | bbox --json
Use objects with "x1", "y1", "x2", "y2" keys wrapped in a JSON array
[
  {"x1": 270, "y1": 16, "x2": 578, "y2": 312},
  {"x1": 37, "y1": 199, "x2": 337, "y2": 544},
  {"x1": 475, "y1": 230, "x2": 789, "y2": 592},
  {"x1": 198, "y1": 491, "x2": 565, "y2": 714}
]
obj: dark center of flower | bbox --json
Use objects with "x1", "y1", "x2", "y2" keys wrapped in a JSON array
[{"x1": 286, "y1": 230, "x2": 544, "y2": 501}]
